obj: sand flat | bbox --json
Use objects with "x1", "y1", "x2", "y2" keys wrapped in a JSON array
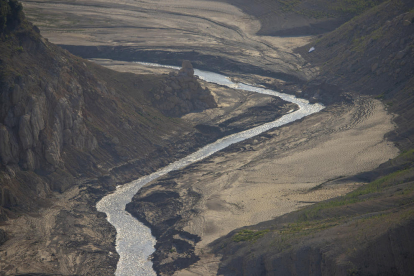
[{"x1": 171, "y1": 97, "x2": 398, "y2": 275}]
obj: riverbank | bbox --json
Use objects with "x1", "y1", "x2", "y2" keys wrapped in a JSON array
[
  {"x1": 90, "y1": 62, "x2": 398, "y2": 276},
  {"x1": 0, "y1": 59, "x2": 297, "y2": 275},
  {"x1": 11, "y1": 1, "x2": 403, "y2": 275},
  {"x1": 127, "y1": 81, "x2": 397, "y2": 275}
]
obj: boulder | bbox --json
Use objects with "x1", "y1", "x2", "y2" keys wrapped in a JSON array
[
  {"x1": 179, "y1": 60, "x2": 194, "y2": 77},
  {"x1": 30, "y1": 99, "x2": 45, "y2": 144}
]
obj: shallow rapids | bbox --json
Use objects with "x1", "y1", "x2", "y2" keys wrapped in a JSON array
[{"x1": 96, "y1": 63, "x2": 324, "y2": 276}]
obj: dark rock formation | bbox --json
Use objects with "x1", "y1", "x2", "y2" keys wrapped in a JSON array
[
  {"x1": 126, "y1": 178, "x2": 202, "y2": 275},
  {"x1": 0, "y1": 2, "x2": 219, "y2": 275},
  {"x1": 150, "y1": 60, "x2": 217, "y2": 117},
  {"x1": 0, "y1": 228, "x2": 6, "y2": 245},
  {"x1": 0, "y1": 14, "x2": 219, "y2": 220}
]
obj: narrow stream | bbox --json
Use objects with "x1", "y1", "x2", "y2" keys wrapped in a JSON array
[{"x1": 96, "y1": 63, "x2": 324, "y2": 276}]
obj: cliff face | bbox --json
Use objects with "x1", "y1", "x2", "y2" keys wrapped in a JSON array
[
  {"x1": 0, "y1": 1, "x2": 216, "y2": 221},
  {"x1": 0, "y1": 2, "x2": 220, "y2": 274}
]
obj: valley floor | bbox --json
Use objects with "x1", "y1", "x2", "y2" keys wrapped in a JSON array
[
  {"x1": 2, "y1": 0, "x2": 401, "y2": 275},
  {"x1": 125, "y1": 65, "x2": 398, "y2": 275}
]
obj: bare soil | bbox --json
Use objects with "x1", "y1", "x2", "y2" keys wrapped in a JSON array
[{"x1": 5, "y1": 1, "x2": 403, "y2": 275}]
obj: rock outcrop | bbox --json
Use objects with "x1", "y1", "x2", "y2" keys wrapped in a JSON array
[
  {"x1": 0, "y1": 2, "x2": 219, "y2": 274},
  {"x1": 151, "y1": 60, "x2": 217, "y2": 117},
  {"x1": 0, "y1": 2, "x2": 217, "y2": 221}
]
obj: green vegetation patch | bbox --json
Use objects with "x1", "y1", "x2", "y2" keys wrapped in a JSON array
[
  {"x1": 398, "y1": 148, "x2": 414, "y2": 159},
  {"x1": 351, "y1": 26, "x2": 384, "y2": 52},
  {"x1": 272, "y1": 217, "x2": 341, "y2": 251},
  {"x1": 280, "y1": 218, "x2": 340, "y2": 236},
  {"x1": 300, "y1": 168, "x2": 413, "y2": 221},
  {"x1": 232, "y1": 229, "x2": 270, "y2": 242}
]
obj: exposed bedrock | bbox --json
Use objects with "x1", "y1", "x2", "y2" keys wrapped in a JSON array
[{"x1": 151, "y1": 60, "x2": 217, "y2": 117}]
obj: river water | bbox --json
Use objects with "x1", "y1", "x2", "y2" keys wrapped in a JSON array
[{"x1": 96, "y1": 63, "x2": 324, "y2": 276}]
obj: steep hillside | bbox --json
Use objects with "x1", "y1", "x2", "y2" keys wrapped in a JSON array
[
  {"x1": 220, "y1": 0, "x2": 386, "y2": 36},
  {"x1": 0, "y1": 0, "x2": 217, "y2": 220},
  {"x1": 297, "y1": 0, "x2": 414, "y2": 150},
  {"x1": 213, "y1": 150, "x2": 414, "y2": 275},
  {"x1": 0, "y1": 1, "x2": 218, "y2": 274},
  {"x1": 212, "y1": 1, "x2": 414, "y2": 275}
]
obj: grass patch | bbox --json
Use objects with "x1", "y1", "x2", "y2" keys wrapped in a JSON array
[
  {"x1": 233, "y1": 229, "x2": 270, "y2": 242},
  {"x1": 270, "y1": 217, "x2": 341, "y2": 252},
  {"x1": 398, "y1": 148, "x2": 414, "y2": 159},
  {"x1": 14, "y1": 45, "x2": 23, "y2": 52},
  {"x1": 351, "y1": 26, "x2": 384, "y2": 52},
  {"x1": 300, "y1": 169, "x2": 413, "y2": 221},
  {"x1": 280, "y1": 218, "x2": 340, "y2": 236}
]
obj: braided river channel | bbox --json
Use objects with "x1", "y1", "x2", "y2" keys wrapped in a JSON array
[{"x1": 96, "y1": 63, "x2": 325, "y2": 275}]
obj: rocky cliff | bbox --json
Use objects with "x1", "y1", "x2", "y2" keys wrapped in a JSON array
[
  {"x1": 0, "y1": 1, "x2": 219, "y2": 274},
  {"x1": 0, "y1": 0, "x2": 217, "y2": 219}
]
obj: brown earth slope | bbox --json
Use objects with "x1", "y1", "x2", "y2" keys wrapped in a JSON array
[
  {"x1": 219, "y1": 0, "x2": 386, "y2": 36},
  {"x1": 4, "y1": 0, "x2": 413, "y2": 275},
  {"x1": 211, "y1": 1, "x2": 414, "y2": 275},
  {"x1": 296, "y1": 0, "x2": 414, "y2": 150},
  {"x1": 0, "y1": 2, "x2": 219, "y2": 274}
]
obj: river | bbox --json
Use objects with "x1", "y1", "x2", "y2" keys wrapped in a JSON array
[{"x1": 96, "y1": 63, "x2": 324, "y2": 275}]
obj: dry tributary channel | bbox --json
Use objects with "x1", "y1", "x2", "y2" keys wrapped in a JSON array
[{"x1": 96, "y1": 63, "x2": 324, "y2": 275}]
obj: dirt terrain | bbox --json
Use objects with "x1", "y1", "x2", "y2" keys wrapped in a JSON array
[
  {"x1": 21, "y1": 0, "x2": 316, "y2": 81},
  {"x1": 128, "y1": 88, "x2": 397, "y2": 275},
  {"x1": 3, "y1": 0, "x2": 407, "y2": 275}
]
